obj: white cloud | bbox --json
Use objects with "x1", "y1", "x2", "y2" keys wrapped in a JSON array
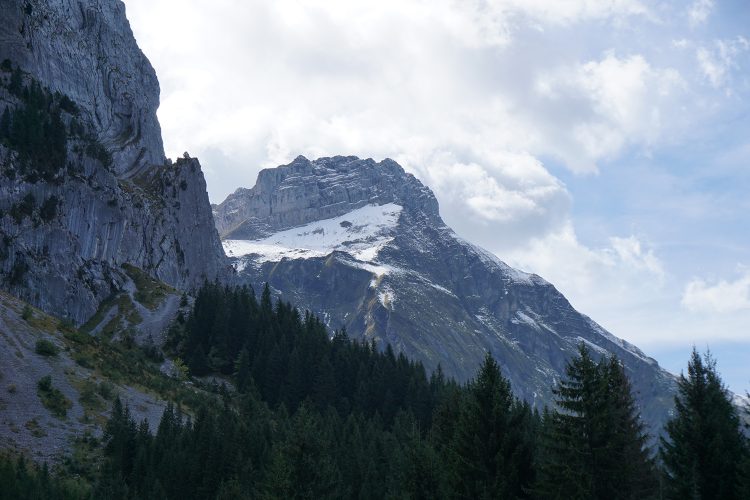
[
  {"x1": 504, "y1": 225, "x2": 665, "y2": 306},
  {"x1": 499, "y1": 0, "x2": 650, "y2": 26},
  {"x1": 534, "y1": 53, "x2": 686, "y2": 171},
  {"x1": 688, "y1": 0, "x2": 714, "y2": 27},
  {"x1": 682, "y1": 269, "x2": 750, "y2": 313},
  {"x1": 696, "y1": 37, "x2": 750, "y2": 89},
  {"x1": 121, "y1": 0, "x2": 750, "y2": 358}
]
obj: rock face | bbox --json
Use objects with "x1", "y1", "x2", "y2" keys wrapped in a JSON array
[
  {"x1": 217, "y1": 155, "x2": 678, "y2": 434},
  {"x1": 0, "y1": 0, "x2": 163, "y2": 176},
  {"x1": 213, "y1": 155, "x2": 440, "y2": 239},
  {"x1": 0, "y1": 0, "x2": 228, "y2": 323}
]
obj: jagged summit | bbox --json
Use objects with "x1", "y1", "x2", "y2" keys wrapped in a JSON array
[
  {"x1": 213, "y1": 155, "x2": 441, "y2": 239},
  {"x1": 216, "y1": 155, "x2": 677, "y2": 434}
]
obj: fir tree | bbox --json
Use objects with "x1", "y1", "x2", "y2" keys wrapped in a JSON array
[
  {"x1": 659, "y1": 348, "x2": 746, "y2": 500},
  {"x1": 449, "y1": 353, "x2": 534, "y2": 499},
  {"x1": 536, "y1": 345, "x2": 657, "y2": 499}
]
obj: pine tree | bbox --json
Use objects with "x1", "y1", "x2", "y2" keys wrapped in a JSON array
[
  {"x1": 659, "y1": 348, "x2": 746, "y2": 500},
  {"x1": 8, "y1": 66, "x2": 23, "y2": 96},
  {"x1": 449, "y1": 353, "x2": 534, "y2": 499},
  {"x1": 536, "y1": 345, "x2": 657, "y2": 499},
  {"x1": 0, "y1": 107, "x2": 10, "y2": 140}
]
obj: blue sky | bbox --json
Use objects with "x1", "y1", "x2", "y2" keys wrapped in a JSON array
[{"x1": 123, "y1": 0, "x2": 750, "y2": 393}]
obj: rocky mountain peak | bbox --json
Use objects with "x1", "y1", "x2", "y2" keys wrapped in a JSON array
[
  {"x1": 219, "y1": 155, "x2": 678, "y2": 434},
  {"x1": 213, "y1": 155, "x2": 441, "y2": 239}
]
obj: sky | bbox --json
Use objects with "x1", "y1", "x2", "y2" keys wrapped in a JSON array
[{"x1": 122, "y1": 0, "x2": 750, "y2": 393}]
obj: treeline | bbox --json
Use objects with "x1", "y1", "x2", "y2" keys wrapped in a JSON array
[
  {"x1": 167, "y1": 283, "x2": 445, "y2": 427},
  {"x1": 3, "y1": 282, "x2": 750, "y2": 499}
]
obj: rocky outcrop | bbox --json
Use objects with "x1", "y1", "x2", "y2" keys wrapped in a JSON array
[
  {"x1": 0, "y1": 0, "x2": 228, "y2": 324},
  {"x1": 213, "y1": 155, "x2": 441, "y2": 239},
  {"x1": 0, "y1": 0, "x2": 163, "y2": 176},
  {"x1": 221, "y1": 156, "x2": 678, "y2": 435}
]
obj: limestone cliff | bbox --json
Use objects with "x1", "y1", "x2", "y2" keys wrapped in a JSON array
[{"x1": 0, "y1": 0, "x2": 227, "y2": 323}]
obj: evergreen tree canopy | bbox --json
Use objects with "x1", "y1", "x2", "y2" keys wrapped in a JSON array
[
  {"x1": 447, "y1": 353, "x2": 536, "y2": 499},
  {"x1": 659, "y1": 348, "x2": 747, "y2": 500},
  {"x1": 536, "y1": 344, "x2": 657, "y2": 500}
]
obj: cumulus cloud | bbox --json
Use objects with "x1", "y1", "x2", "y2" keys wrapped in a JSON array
[
  {"x1": 504, "y1": 225, "x2": 665, "y2": 305},
  {"x1": 682, "y1": 269, "x2": 750, "y2": 313},
  {"x1": 534, "y1": 53, "x2": 686, "y2": 171},
  {"x1": 123, "y1": 0, "x2": 679, "y2": 200},
  {"x1": 696, "y1": 37, "x2": 750, "y2": 89}
]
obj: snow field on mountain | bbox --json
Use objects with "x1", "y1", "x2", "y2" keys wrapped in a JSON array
[{"x1": 223, "y1": 203, "x2": 403, "y2": 263}]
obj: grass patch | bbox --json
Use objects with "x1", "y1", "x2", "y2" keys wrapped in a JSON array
[
  {"x1": 63, "y1": 330, "x2": 204, "y2": 411},
  {"x1": 73, "y1": 351, "x2": 95, "y2": 369},
  {"x1": 80, "y1": 293, "x2": 141, "y2": 336},
  {"x1": 63, "y1": 327, "x2": 92, "y2": 345},
  {"x1": 37, "y1": 375, "x2": 71, "y2": 419},
  {"x1": 35, "y1": 338, "x2": 58, "y2": 357},
  {"x1": 122, "y1": 263, "x2": 173, "y2": 310},
  {"x1": 72, "y1": 379, "x2": 109, "y2": 426},
  {"x1": 26, "y1": 310, "x2": 58, "y2": 333},
  {"x1": 79, "y1": 296, "x2": 116, "y2": 334},
  {"x1": 24, "y1": 418, "x2": 46, "y2": 438}
]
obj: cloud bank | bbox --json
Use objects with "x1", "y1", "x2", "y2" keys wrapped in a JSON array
[{"x1": 122, "y1": 0, "x2": 750, "y2": 388}]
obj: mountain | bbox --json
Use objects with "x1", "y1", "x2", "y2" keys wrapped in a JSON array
[
  {"x1": 0, "y1": 0, "x2": 227, "y2": 324},
  {"x1": 214, "y1": 155, "x2": 677, "y2": 433}
]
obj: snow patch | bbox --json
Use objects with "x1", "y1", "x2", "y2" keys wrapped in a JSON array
[
  {"x1": 575, "y1": 336, "x2": 610, "y2": 357},
  {"x1": 378, "y1": 284, "x2": 396, "y2": 310},
  {"x1": 584, "y1": 316, "x2": 657, "y2": 366},
  {"x1": 430, "y1": 282, "x2": 457, "y2": 297},
  {"x1": 223, "y1": 203, "x2": 403, "y2": 262}
]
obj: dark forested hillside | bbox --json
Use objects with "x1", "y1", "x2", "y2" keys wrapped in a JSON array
[{"x1": 2, "y1": 283, "x2": 748, "y2": 499}]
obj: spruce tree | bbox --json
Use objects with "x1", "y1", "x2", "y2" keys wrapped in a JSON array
[
  {"x1": 449, "y1": 353, "x2": 534, "y2": 499},
  {"x1": 659, "y1": 348, "x2": 746, "y2": 500},
  {"x1": 536, "y1": 345, "x2": 657, "y2": 499}
]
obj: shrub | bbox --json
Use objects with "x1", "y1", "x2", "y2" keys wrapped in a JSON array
[
  {"x1": 97, "y1": 381, "x2": 116, "y2": 401},
  {"x1": 35, "y1": 339, "x2": 58, "y2": 357},
  {"x1": 21, "y1": 304, "x2": 32, "y2": 321},
  {"x1": 37, "y1": 375, "x2": 71, "y2": 418},
  {"x1": 37, "y1": 375, "x2": 52, "y2": 392},
  {"x1": 39, "y1": 195, "x2": 58, "y2": 222},
  {"x1": 10, "y1": 193, "x2": 35, "y2": 223},
  {"x1": 58, "y1": 317, "x2": 76, "y2": 333},
  {"x1": 8, "y1": 259, "x2": 29, "y2": 286},
  {"x1": 73, "y1": 352, "x2": 94, "y2": 369}
]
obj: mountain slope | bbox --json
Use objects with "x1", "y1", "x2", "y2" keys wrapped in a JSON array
[{"x1": 215, "y1": 155, "x2": 677, "y2": 433}]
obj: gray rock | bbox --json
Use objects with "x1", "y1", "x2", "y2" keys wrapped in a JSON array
[
  {"x1": 0, "y1": 0, "x2": 229, "y2": 324},
  {"x1": 222, "y1": 156, "x2": 678, "y2": 435},
  {"x1": 213, "y1": 155, "x2": 440, "y2": 239},
  {"x1": 0, "y1": 0, "x2": 164, "y2": 176}
]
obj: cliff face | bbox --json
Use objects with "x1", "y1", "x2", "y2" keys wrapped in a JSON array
[
  {"x1": 213, "y1": 155, "x2": 441, "y2": 239},
  {"x1": 217, "y1": 156, "x2": 678, "y2": 434},
  {"x1": 0, "y1": 0, "x2": 227, "y2": 323},
  {"x1": 0, "y1": 0, "x2": 163, "y2": 175}
]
